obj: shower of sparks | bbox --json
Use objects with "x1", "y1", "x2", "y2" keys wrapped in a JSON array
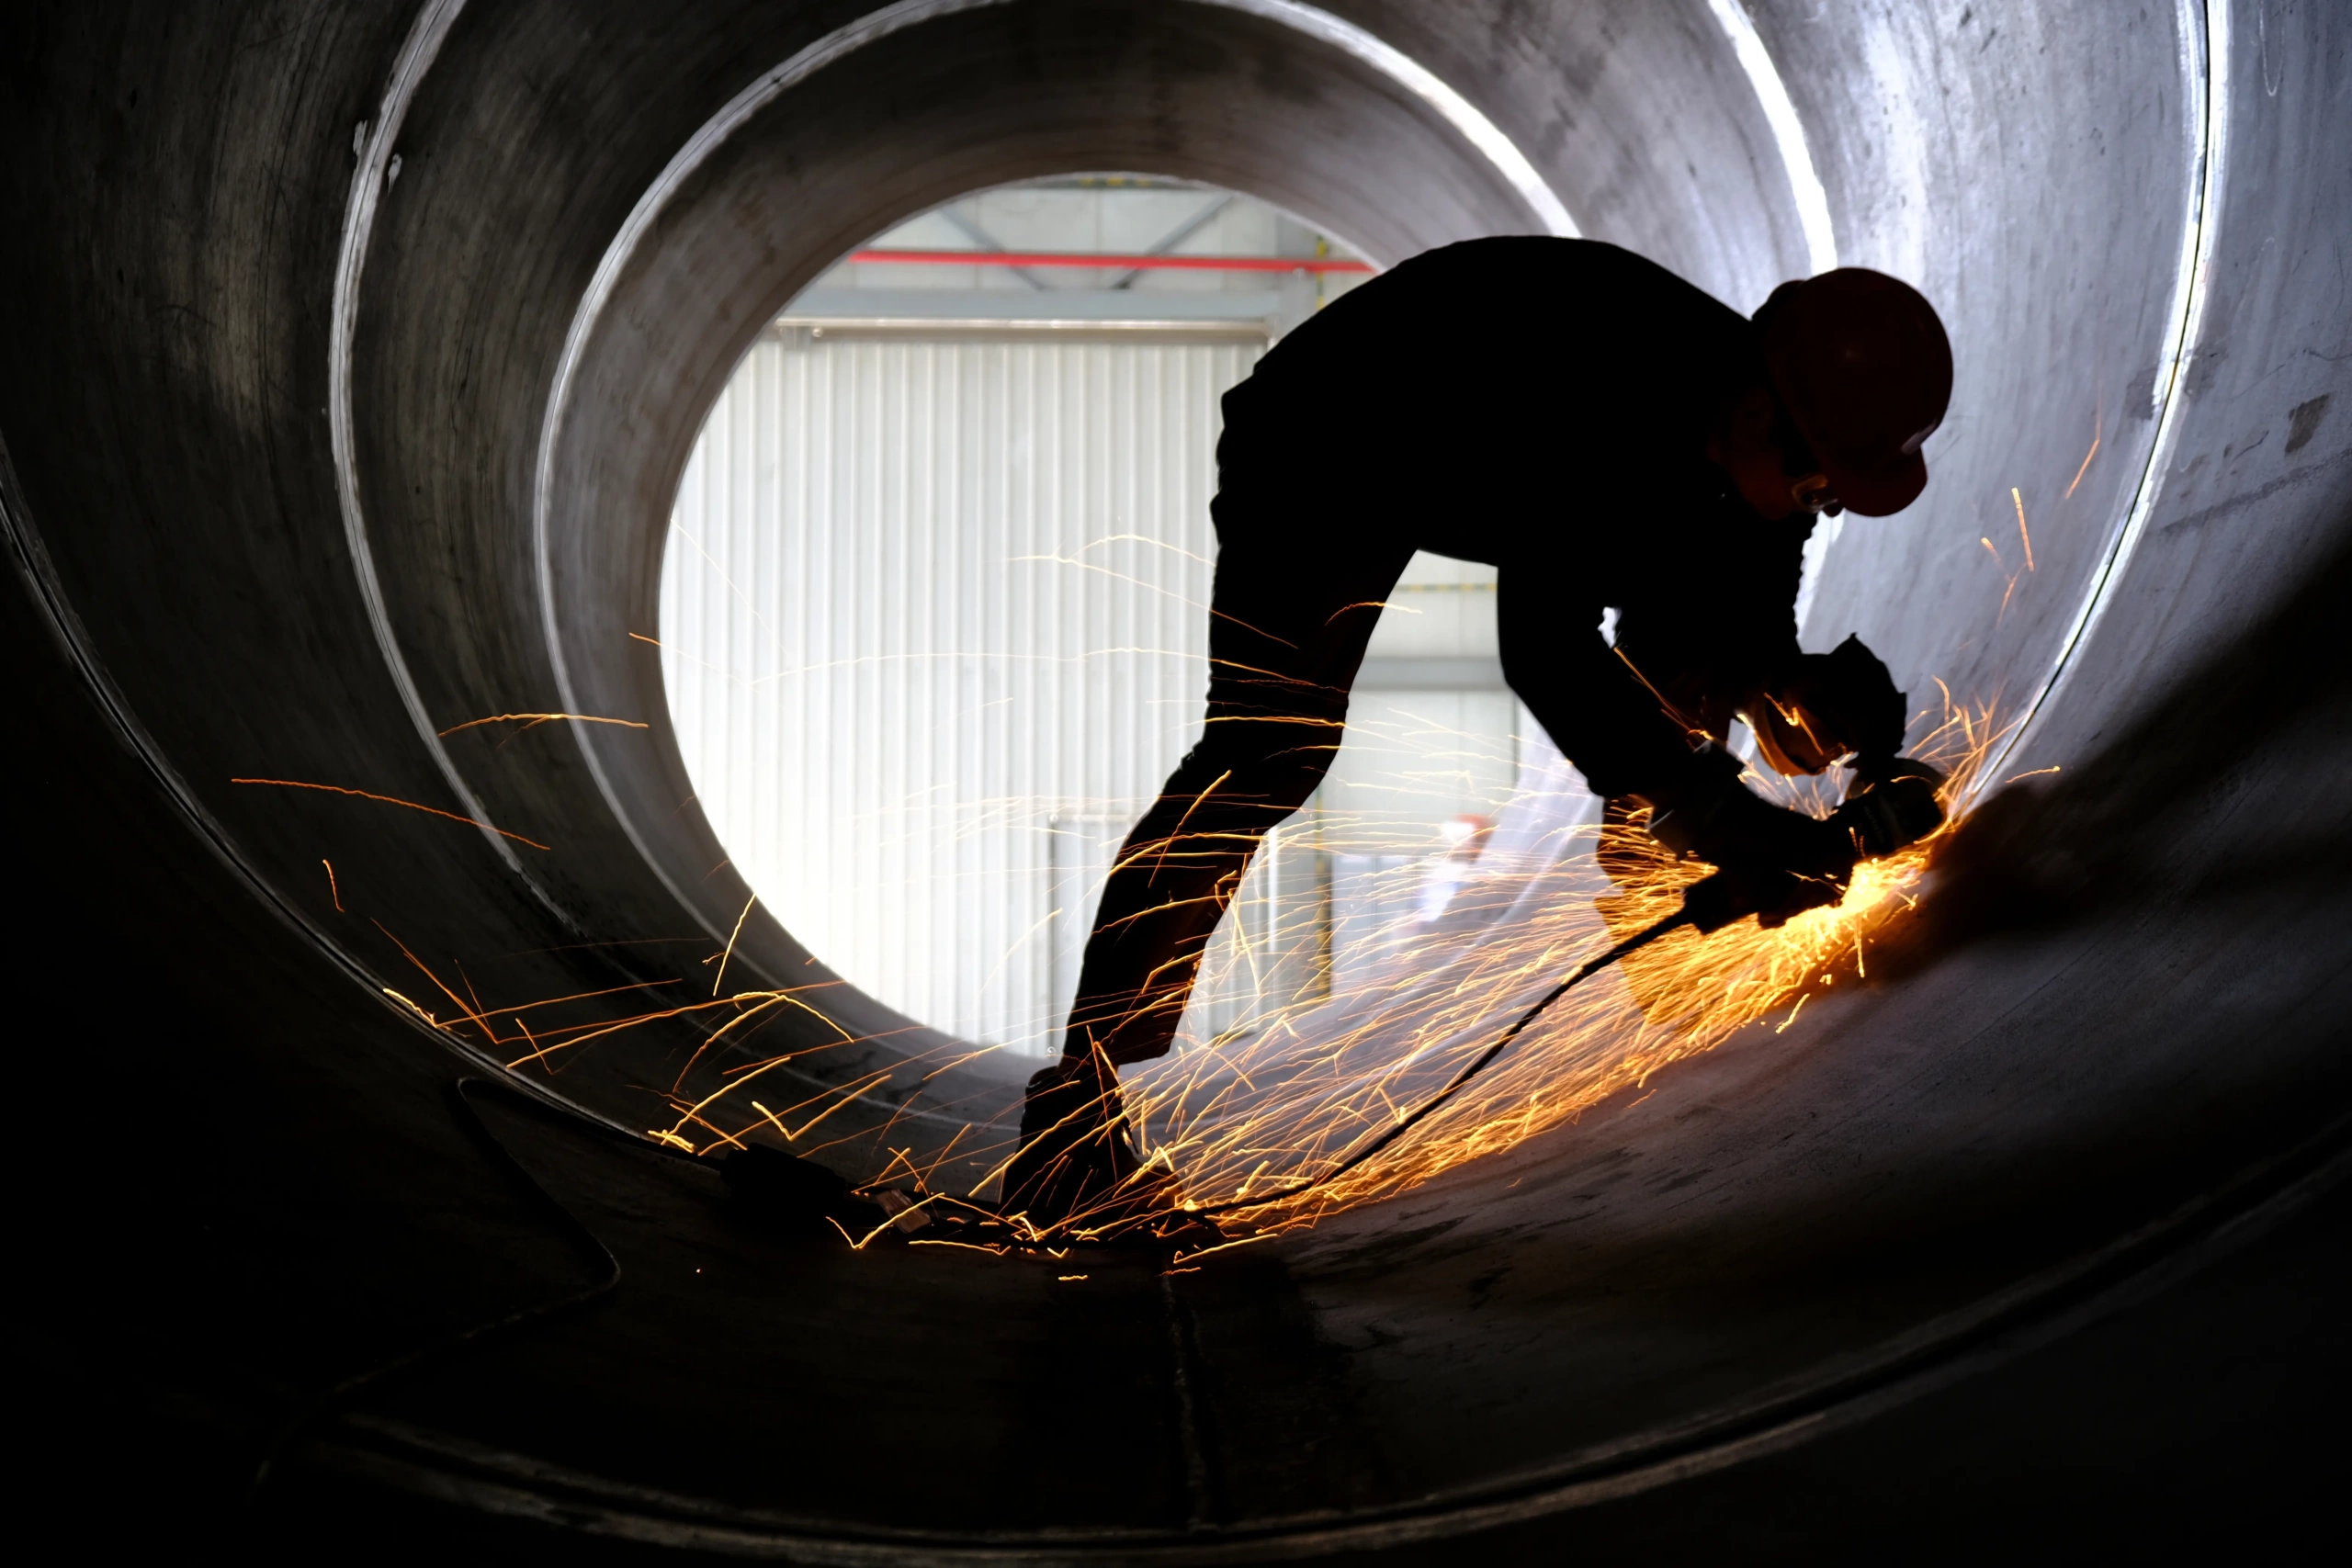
[
  {"x1": 231, "y1": 777, "x2": 551, "y2": 851},
  {"x1": 348, "y1": 684, "x2": 2010, "y2": 1249},
  {"x1": 303, "y1": 531, "x2": 2035, "y2": 1249},
  {"x1": 1095, "y1": 697, "x2": 2004, "y2": 1234}
]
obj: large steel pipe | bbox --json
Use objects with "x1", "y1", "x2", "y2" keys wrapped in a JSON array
[{"x1": 3, "y1": 1, "x2": 2346, "y2": 1555}]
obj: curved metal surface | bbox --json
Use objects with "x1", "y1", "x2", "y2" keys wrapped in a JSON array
[
  {"x1": 1982, "y1": 0, "x2": 2229, "y2": 781},
  {"x1": 524, "y1": 0, "x2": 1575, "y2": 976},
  {"x1": 330, "y1": 0, "x2": 527, "y2": 890},
  {"x1": 2, "y1": 0, "x2": 2347, "y2": 1555}
]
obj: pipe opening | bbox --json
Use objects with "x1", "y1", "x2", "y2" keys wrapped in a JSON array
[{"x1": 11, "y1": 0, "x2": 2351, "y2": 1551}]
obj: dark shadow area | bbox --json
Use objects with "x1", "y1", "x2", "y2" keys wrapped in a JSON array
[{"x1": 1361, "y1": 1162, "x2": 2352, "y2": 1566}]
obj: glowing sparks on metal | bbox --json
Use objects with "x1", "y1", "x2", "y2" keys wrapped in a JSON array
[{"x1": 232, "y1": 777, "x2": 551, "y2": 850}]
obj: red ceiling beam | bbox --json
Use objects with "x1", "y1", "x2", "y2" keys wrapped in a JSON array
[{"x1": 847, "y1": 248, "x2": 1374, "y2": 274}]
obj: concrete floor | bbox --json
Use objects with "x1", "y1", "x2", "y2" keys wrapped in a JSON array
[{"x1": 2, "y1": 1, "x2": 2348, "y2": 1557}]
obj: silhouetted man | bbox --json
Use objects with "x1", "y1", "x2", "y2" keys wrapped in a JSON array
[{"x1": 1006, "y1": 237, "x2": 1953, "y2": 1229}]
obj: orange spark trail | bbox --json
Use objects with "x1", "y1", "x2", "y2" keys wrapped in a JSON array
[
  {"x1": 1076, "y1": 532, "x2": 1213, "y2": 566},
  {"x1": 1614, "y1": 646, "x2": 1705, "y2": 739},
  {"x1": 2011, "y1": 488, "x2": 2035, "y2": 571},
  {"x1": 1093, "y1": 690, "x2": 2016, "y2": 1233},
  {"x1": 713, "y1": 894, "x2": 757, "y2": 996},
  {"x1": 374, "y1": 919, "x2": 500, "y2": 1039},
  {"x1": 231, "y1": 778, "x2": 550, "y2": 850},
  {"x1": 503, "y1": 995, "x2": 771, "y2": 1068},
  {"x1": 437, "y1": 712, "x2": 650, "y2": 738},
  {"x1": 498, "y1": 978, "x2": 683, "y2": 1017},
  {"x1": 2064, "y1": 402, "x2": 2103, "y2": 500},
  {"x1": 321, "y1": 859, "x2": 342, "y2": 912},
  {"x1": 749, "y1": 1100, "x2": 795, "y2": 1143},
  {"x1": 1148, "y1": 771, "x2": 1233, "y2": 886},
  {"x1": 1982, "y1": 537, "x2": 2021, "y2": 621},
  {"x1": 382, "y1": 987, "x2": 435, "y2": 1025},
  {"x1": 379, "y1": 680, "x2": 2009, "y2": 1250}
]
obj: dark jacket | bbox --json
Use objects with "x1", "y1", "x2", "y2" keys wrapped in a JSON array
[{"x1": 1216, "y1": 237, "x2": 1814, "y2": 801}]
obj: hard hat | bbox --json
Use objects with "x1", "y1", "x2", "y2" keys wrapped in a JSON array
[{"x1": 1758, "y1": 269, "x2": 1953, "y2": 517}]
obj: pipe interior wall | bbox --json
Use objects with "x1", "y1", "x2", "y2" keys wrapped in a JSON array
[{"x1": 1, "y1": 0, "x2": 2347, "y2": 1552}]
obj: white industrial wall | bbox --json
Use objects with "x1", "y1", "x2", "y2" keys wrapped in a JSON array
[{"x1": 661, "y1": 326, "x2": 1263, "y2": 1052}]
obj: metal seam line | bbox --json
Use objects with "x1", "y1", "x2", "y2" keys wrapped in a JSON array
[
  {"x1": 1978, "y1": 0, "x2": 2228, "y2": 785},
  {"x1": 533, "y1": 0, "x2": 1581, "y2": 974},
  {"x1": 328, "y1": 0, "x2": 584, "y2": 931}
]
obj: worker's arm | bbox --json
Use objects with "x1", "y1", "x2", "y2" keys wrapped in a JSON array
[
  {"x1": 1497, "y1": 572, "x2": 1715, "y2": 802},
  {"x1": 1747, "y1": 633, "x2": 1907, "y2": 774},
  {"x1": 1499, "y1": 569, "x2": 1856, "y2": 889}
]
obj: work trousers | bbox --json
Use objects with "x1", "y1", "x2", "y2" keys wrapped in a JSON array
[{"x1": 1061, "y1": 468, "x2": 1417, "y2": 1066}]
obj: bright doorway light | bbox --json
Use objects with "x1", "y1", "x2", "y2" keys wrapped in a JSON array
[{"x1": 660, "y1": 179, "x2": 1527, "y2": 1055}]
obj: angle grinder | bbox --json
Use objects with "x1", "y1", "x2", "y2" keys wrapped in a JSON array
[{"x1": 1681, "y1": 752, "x2": 1948, "y2": 932}]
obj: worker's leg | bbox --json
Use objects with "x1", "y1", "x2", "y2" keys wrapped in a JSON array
[
  {"x1": 1001, "y1": 474, "x2": 1409, "y2": 1228},
  {"x1": 1062, "y1": 510, "x2": 1414, "y2": 1067}
]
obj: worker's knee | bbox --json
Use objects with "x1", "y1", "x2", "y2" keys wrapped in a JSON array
[
  {"x1": 1236, "y1": 749, "x2": 1332, "y2": 815},
  {"x1": 1184, "y1": 721, "x2": 1338, "y2": 815}
]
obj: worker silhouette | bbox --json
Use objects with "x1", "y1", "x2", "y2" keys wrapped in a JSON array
[{"x1": 1004, "y1": 238, "x2": 1953, "y2": 1231}]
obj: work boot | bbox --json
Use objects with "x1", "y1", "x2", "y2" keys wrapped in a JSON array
[
  {"x1": 1001, "y1": 1051, "x2": 1141, "y2": 1233},
  {"x1": 998, "y1": 1049, "x2": 1224, "y2": 1247}
]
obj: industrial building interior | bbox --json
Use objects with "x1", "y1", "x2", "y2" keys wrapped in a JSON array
[
  {"x1": 3, "y1": 1, "x2": 2347, "y2": 1558},
  {"x1": 664, "y1": 178, "x2": 1532, "y2": 1059}
]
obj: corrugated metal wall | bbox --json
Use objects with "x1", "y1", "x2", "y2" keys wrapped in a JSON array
[{"x1": 661, "y1": 325, "x2": 1263, "y2": 1052}]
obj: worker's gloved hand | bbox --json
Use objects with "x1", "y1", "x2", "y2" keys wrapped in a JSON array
[
  {"x1": 1747, "y1": 635, "x2": 1906, "y2": 776},
  {"x1": 1646, "y1": 747, "x2": 1859, "y2": 875},
  {"x1": 1668, "y1": 752, "x2": 1949, "y2": 931},
  {"x1": 1679, "y1": 863, "x2": 1845, "y2": 932},
  {"x1": 1671, "y1": 795, "x2": 1857, "y2": 932},
  {"x1": 1643, "y1": 746, "x2": 1858, "y2": 930},
  {"x1": 1834, "y1": 754, "x2": 1949, "y2": 859}
]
